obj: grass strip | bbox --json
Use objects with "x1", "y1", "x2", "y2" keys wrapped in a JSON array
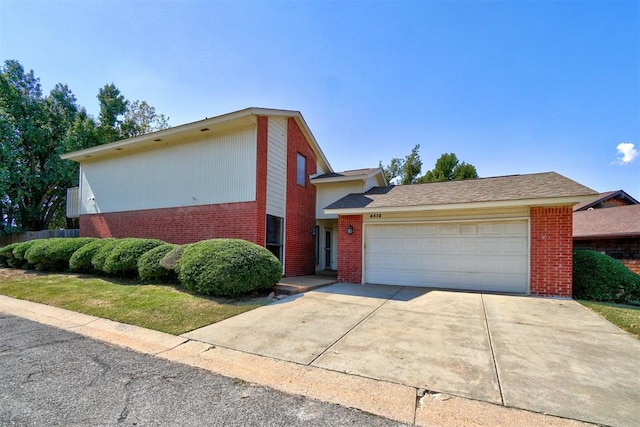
[
  {"x1": 579, "y1": 300, "x2": 640, "y2": 339},
  {"x1": 0, "y1": 270, "x2": 269, "y2": 335}
]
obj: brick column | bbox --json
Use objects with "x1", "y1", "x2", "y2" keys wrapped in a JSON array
[
  {"x1": 337, "y1": 215, "x2": 363, "y2": 283},
  {"x1": 530, "y1": 206, "x2": 573, "y2": 297}
]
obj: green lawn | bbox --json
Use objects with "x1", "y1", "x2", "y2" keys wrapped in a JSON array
[
  {"x1": 0, "y1": 269, "x2": 269, "y2": 335},
  {"x1": 579, "y1": 300, "x2": 640, "y2": 339}
]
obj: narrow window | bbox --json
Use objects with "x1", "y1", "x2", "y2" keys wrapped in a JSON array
[
  {"x1": 297, "y1": 153, "x2": 307, "y2": 187},
  {"x1": 266, "y1": 215, "x2": 284, "y2": 262}
]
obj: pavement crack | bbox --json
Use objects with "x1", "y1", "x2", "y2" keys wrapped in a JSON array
[
  {"x1": 87, "y1": 354, "x2": 111, "y2": 387},
  {"x1": 117, "y1": 376, "x2": 134, "y2": 424},
  {"x1": 481, "y1": 293, "x2": 504, "y2": 406},
  {"x1": 307, "y1": 286, "x2": 406, "y2": 366}
]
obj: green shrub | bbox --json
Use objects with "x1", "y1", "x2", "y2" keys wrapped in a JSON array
[
  {"x1": 178, "y1": 239, "x2": 282, "y2": 297},
  {"x1": 91, "y1": 239, "x2": 121, "y2": 273},
  {"x1": 11, "y1": 240, "x2": 41, "y2": 269},
  {"x1": 0, "y1": 243, "x2": 22, "y2": 268},
  {"x1": 138, "y1": 244, "x2": 178, "y2": 281},
  {"x1": 70, "y1": 238, "x2": 115, "y2": 273},
  {"x1": 24, "y1": 238, "x2": 96, "y2": 271},
  {"x1": 573, "y1": 250, "x2": 640, "y2": 304},
  {"x1": 103, "y1": 238, "x2": 165, "y2": 276}
]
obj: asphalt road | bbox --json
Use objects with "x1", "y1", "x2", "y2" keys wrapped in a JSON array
[{"x1": 0, "y1": 313, "x2": 406, "y2": 426}]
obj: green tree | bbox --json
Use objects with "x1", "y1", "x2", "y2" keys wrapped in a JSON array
[
  {"x1": 418, "y1": 152, "x2": 479, "y2": 183},
  {"x1": 122, "y1": 100, "x2": 170, "y2": 138},
  {"x1": 97, "y1": 85, "x2": 169, "y2": 141},
  {"x1": 0, "y1": 60, "x2": 170, "y2": 233},
  {"x1": 380, "y1": 144, "x2": 423, "y2": 185},
  {"x1": 0, "y1": 60, "x2": 79, "y2": 232}
]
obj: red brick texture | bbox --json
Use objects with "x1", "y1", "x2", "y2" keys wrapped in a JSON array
[
  {"x1": 79, "y1": 202, "x2": 260, "y2": 245},
  {"x1": 255, "y1": 116, "x2": 269, "y2": 248},
  {"x1": 284, "y1": 118, "x2": 317, "y2": 276},
  {"x1": 530, "y1": 205, "x2": 574, "y2": 297},
  {"x1": 337, "y1": 215, "x2": 363, "y2": 283},
  {"x1": 621, "y1": 259, "x2": 640, "y2": 275}
]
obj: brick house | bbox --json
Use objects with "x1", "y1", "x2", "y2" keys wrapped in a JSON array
[
  {"x1": 62, "y1": 108, "x2": 597, "y2": 296},
  {"x1": 573, "y1": 191, "x2": 640, "y2": 274}
]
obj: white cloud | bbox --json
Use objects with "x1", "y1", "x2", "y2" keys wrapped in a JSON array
[{"x1": 616, "y1": 142, "x2": 638, "y2": 164}]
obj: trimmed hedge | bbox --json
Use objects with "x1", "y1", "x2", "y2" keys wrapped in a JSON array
[
  {"x1": 24, "y1": 238, "x2": 96, "y2": 272},
  {"x1": 138, "y1": 244, "x2": 178, "y2": 281},
  {"x1": 103, "y1": 238, "x2": 165, "y2": 276},
  {"x1": 13, "y1": 240, "x2": 40, "y2": 262},
  {"x1": 0, "y1": 243, "x2": 22, "y2": 268},
  {"x1": 70, "y1": 238, "x2": 116, "y2": 273},
  {"x1": 573, "y1": 250, "x2": 640, "y2": 304},
  {"x1": 91, "y1": 239, "x2": 121, "y2": 273},
  {"x1": 178, "y1": 239, "x2": 282, "y2": 297}
]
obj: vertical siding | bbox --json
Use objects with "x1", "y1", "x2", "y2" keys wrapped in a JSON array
[
  {"x1": 80, "y1": 127, "x2": 257, "y2": 214},
  {"x1": 316, "y1": 181, "x2": 364, "y2": 219},
  {"x1": 266, "y1": 117, "x2": 287, "y2": 218},
  {"x1": 66, "y1": 187, "x2": 80, "y2": 218}
]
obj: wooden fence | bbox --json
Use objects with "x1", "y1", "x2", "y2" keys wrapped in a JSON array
[{"x1": 0, "y1": 229, "x2": 79, "y2": 247}]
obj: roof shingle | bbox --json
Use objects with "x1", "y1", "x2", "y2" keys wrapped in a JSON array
[
  {"x1": 573, "y1": 204, "x2": 640, "y2": 238},
  {"x1": 325, "y1": 172, "x2": 597, "y2": 211}
]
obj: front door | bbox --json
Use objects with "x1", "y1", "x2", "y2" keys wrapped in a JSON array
[{"x1": 324, "y1": 230, "x2": 332, "y2": 269}]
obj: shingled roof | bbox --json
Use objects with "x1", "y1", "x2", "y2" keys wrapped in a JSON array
[
  {"x1": 573, "y1": 190, "x2": 639, "y2": 211},
  {"x1": 574, "y1": 204, "x2": 640, "y2": 239},
  {"x1": 325, "y1": 172, "x2": 597, "y2": 213}
]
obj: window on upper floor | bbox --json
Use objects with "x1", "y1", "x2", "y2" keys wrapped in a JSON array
[{"x1": 297, "y1": 153, "x2": 307, "y2": 187}]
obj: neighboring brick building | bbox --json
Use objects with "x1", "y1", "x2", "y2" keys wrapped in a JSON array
[
  {"x1": 573, "y1": 194, "x2": 640, "y2": 274},
  {"x1": 62, "y1": 108, "x2": 598, "y2": 296}
]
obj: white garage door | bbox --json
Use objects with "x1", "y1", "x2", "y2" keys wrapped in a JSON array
[{"x1": 364, "y1": 220, "x2": 528, "y2": 293}]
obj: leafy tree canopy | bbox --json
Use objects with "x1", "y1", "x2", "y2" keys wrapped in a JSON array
[
  {"x1": 379, "y1": 144, "x2": 423, "y2": 185},
  {"x1": 0, "y1": 60, "x2": 169, "y2": 234},
  {"x1": 418, "y1": 152, "x2": 479, "y2": 183},
  {"x1": 381, "y1": 147, "x2": 478, "y2": 185}
]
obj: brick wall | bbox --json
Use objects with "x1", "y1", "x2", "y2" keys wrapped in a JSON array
[
  {"x1": 573, "y1": 237, "x2": 640, "y2": 260},
  {"x1": 79, "y1": 201, "x2": 260, "y2": 245},
  {"x1": 530, "y1": 206, "x2": 574, "y2": 297},
  {"x1": 255, "y1": 117, "x2": 268, "y2": 248},
  {"x1": 337, "y1": 215, "x2": 363, "y2": 283},
  {"x1": 284, "y1": 118, "x2": 317, "y2": 276},
  {"x1": 621, "y1": 259, "x2": 640, "y2": 275}
]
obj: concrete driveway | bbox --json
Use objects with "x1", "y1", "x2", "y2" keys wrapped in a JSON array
[{"x1": 184, "y1": 283, "x2": 640, "y2": 426}]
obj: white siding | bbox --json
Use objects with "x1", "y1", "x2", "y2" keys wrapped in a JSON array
[
  {"x1": 364, "y1": 175, "x2": 381, "y2": 191},
  {"x1": 316, "y1": 181, "x2": 364, "y2": 219},
  {"x1": 80, "y1": 127, "x2": 257, "y2": 214},
  {"x1": 266, "y1": 117, "x2": 287, "y2": 218}
]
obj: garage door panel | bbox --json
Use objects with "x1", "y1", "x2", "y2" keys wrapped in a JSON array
[
  {"x1": 418, "y1": 240, "x2": 438, "y2": 253},
  {"x1": 503, "y1": 240, "x2": 527, "y2": 254},
  {"x1": 460, "y1": 224, "x2": 479, "y2": 235},
  {"x1": 439, "y1": 240, "x2": 458, "y2": 253},
  {"x1": 364, "y1": 220, "x2": 528, "y2": 294},
  {"x1": 418, "y1": 225, "x2": 437, "y2": 236}
]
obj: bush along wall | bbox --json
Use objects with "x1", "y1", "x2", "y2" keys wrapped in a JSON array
[
  {"x1": 69, "y1": 238, "x2": 116, "y2": 273},
  {"x1": 573, "y1": 249, "x2": 640, "y2": 304},
  {"x1": 2, "y1": 237, "x2": 283, "y2": 298},
  {"x1": 103, "y1": 238, "x2": 165, "y2": 276},
  {"x1": 138, "y1": 243, "x2": 178, "y2": 281},
  {"x1": 178, "y1": 239, "x2": 283, "y2": 297},
  {"x1": 25, "y1": 238, "x2": 96, "y2": 271}
]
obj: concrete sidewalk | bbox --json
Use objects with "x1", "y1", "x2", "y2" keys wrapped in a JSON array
[
  {"x1": 184, "y1": 284, "x2": 640, "y2": 427},
  {"x1": 0, "y1": 294, "x2": 593, "y2": 426}
]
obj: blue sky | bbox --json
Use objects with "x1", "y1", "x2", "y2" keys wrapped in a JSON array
[{"x1": 1, "y1": 0, "x2": 638, "y2": 197}]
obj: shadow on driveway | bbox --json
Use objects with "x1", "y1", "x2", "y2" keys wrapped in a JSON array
[{"x1": 184, "y1": 283, "x2": 640, "y2": 426}]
